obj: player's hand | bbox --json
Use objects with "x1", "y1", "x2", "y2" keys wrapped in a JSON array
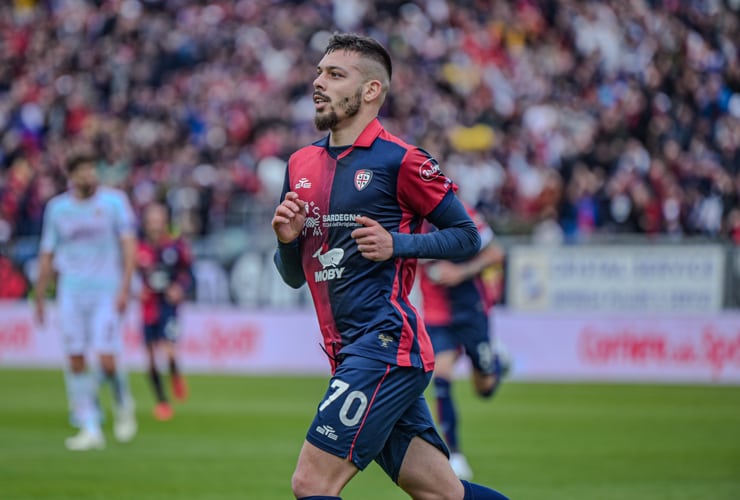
[
  {"x1": 426, "y1": 260, "x2": 466, "y2": 287},
  {"x1": 272, "y1": 192, "x2": 307, "y2": 244},
  {"x1": 116, "y1": 288, "x2": 129, "y2": 314},
  {"x1": 165, "y1": 283, "x2": 185, "y2": 305},
  {"x1": 351, "y1": 216, "x2": 393, "y2": 261}
]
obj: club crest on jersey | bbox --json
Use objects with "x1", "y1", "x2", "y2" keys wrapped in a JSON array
[
  {"x1": 354, "y1": 169, "x2": 373, "y2": 191},
  {"x1": 295, "y1": 177, "x2": 312, "y2": 189},
  {"x1": 419, "y1": 157, "x2": 442, "y2": 182}
]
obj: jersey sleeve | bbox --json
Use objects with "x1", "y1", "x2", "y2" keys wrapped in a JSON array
[
  {"x1": 273, "y1": 158, "x2": 306, "y2": 288},
  {"x1": 393, "y1": 191, "x2": 480, "y2": 260},
  {"x1": 39, "y1": 199, "x2": 59, "y2": 254},
  {"x1": 176, "y1": 239, "x2": 195, "y2": 292},
  {"x1": 396, "y1": 148, "x2": 455, "y2": 217},
  {"x1": 113, "y1": 190, "x2": 137, "y2": 238}
]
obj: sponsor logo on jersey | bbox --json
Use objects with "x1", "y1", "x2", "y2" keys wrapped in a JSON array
[
  {"x1": 312, "y1": 246, "x2": 345, "y2": 282},
  {"x1": 302, "y1": 202, "x2": 323, "y2": 237},
  {"x1": 295, "y1": 177, "x2": 312, "y2": 189},
  {"x1": 315, "y1": 424, "x2": 338, "y2": 441},
  {"x1": 354, "y1": 169, "x2": 373, "y2": 191},
  {"x1": 419, "y1": 157, "x2": 442, "y2": 182}
]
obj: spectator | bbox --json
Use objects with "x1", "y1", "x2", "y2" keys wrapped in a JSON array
[{"x1": 0, "y1": 0, "x2": 737, "y2": 246}]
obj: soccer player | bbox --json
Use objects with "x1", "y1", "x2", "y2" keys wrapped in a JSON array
[
  {"x1": 418, "y1": 203, "x2": 509, "y2": 480},
  {"x1": 136, "y1": 202, "x2": 193, "y2": 421},
  {"x1": 271, "y1": 33, "x2": 509, "y2": 500},
  {"x1": 35, "y1": 153, "x2": 138, "y2": 450}
]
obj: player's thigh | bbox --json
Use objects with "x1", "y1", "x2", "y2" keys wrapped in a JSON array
[
  {"x1": 427, "y1": 325, "x2": 460, "y2": 357},
  {"x1": 397, "y1": 436, "x2": 464, "y2": 500},
  {"x1": 89, "y1": 294, "x2": 122, "y2": 354},
  {"x1": 144, "y1": 321, "x2": 165, "y2": 346},
  {"x1": 433, "y1": 349, "x2": 459, "y2": 379},
  {"x1": 292, "y1": 439, "x2": 359, "y2": 496},
  {"x1": 374, "y1": 394, "x2": 450, "y2": 483},
  {"x1": 305, "y1": 355, "x2": 430, "y2": 473},
  {"x1": 56, "y1": 292, "x2": 90, "y2": 355}
]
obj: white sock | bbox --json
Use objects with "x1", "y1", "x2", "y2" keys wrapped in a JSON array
[
  {"x1": 99, "y1": 364, "x2": 133, "y2": 409},
  {"x1": 67, "y1": 371, "x2": 102, "y2": 435}
]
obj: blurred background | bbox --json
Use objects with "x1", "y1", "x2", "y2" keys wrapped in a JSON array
[
  {"x1": 1, "y1": 1, "x2": 739, "y2": 499},
  {"x1": 1, "y1": 0, "x2": 738, "y2": 378},
  {"x1": 1, "y1": 0, "x2": 739, "y2": 307}
]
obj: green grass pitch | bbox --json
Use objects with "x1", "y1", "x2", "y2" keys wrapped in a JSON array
[{"x1": 1, "y1": 368, "x2": 739, "y2": 499}]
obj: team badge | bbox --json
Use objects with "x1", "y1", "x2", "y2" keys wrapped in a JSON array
[{"x1": 354, "y1": 169, "x2": 373, "y2": 191}]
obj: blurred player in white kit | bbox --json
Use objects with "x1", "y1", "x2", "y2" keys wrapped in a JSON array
[{"x1": 35, "y1": 153, "x2": 138, "y2": 450}]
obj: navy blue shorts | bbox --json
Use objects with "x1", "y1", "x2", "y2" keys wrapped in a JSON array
[
  {"x1": 427, "y1": 313, "x2": 495, "y2": 375},
  {"x1": 305, "y1": 355, "x2": 449, "y2": 482},
  {"x1": 143, "y1": 307, "x2": 180, "y2": 345}
]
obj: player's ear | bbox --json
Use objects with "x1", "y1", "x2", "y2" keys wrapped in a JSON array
[{"x1": 363, "y1": 79, "x2": 383, "y2": 103}]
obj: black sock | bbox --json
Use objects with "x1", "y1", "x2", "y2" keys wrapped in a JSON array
[
  {"x1": 169, "y1": 358, "x2": 180, "y2": 378},
  {"x1": 148, "y1": 367, "x2": 167, "y2": 403}
]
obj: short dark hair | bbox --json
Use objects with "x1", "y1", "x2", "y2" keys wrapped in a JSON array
[
  {"x1": 65, "y1": 154, "x2": 96, "y2": 174},
  {"x1": 324, "y1": 33, "x2": 392, "y2": 82}
]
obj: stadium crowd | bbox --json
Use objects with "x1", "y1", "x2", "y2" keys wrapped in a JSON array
[{"x1": 1, "y1": 0, "x2": 739, "y2": 252}]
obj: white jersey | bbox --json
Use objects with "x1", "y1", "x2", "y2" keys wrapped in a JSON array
[{"x1": 40, "y1": 186, "x2": 136, "y2": 294}]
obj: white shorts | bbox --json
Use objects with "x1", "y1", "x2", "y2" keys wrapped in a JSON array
[{"x1": 56, "y1": 291, "x2": 123, "y2": 355}]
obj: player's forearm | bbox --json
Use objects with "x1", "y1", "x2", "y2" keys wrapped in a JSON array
[
  {"x1": 392, "y1": 194, "x2": 481, "y2": 261},
  {"x1": 35, "y1": 253, "x2": 53, "y2": 302},
  {"x1": 273, "y1": 240, "x2": 306, "y2": 289},
  {"x1": 120, "y1": 236, "x2": 137, "y2": 293},
  {"x1": 458, "y1": 242, "x2": 505, "y2": 280}
]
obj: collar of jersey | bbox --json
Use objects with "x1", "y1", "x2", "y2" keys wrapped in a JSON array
[{"x1": 317, "y1": 118, "x2": 384, "y2": 154}]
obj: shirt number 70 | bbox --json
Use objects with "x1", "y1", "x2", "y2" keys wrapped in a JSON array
[{"x1": 318, "y1": 379, "x2": 369, "y2": 427}]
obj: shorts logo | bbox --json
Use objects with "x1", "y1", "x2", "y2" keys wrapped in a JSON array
[
  {"x1": 419, "y1": 157, "x2": 442, "y2": 182},
  {"x1": 378, "y1": 333, "x2": 395, "y2": 348},
  {"x1": 354, "y1": 169, "x2": 373, "y2": 191},
  {"x1": 315, "y1": 424, "x2": 338, "y2": 441},
  {"x1": 295, "y1": 177, "x2": 312, "y2": 189}
]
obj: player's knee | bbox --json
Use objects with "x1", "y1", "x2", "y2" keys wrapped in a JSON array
[
  {"x1": 291, "y1": 468, "x2": 308, "y2": 497},
  {"x1": 99, "y1": 356, "x2": 116, "y2": 375},
  {"x1": 291, "y1": 467, "x2": 328, "y2": 498},
  {"x1": 68, "y1": 355, "x2": 86, "y2": 373}
]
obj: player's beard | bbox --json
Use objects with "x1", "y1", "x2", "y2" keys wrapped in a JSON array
[
  {"x1": 315, "y1": 87, "x2": 362, "y2": 131},
  {"x1": 77, "y1": 182, "x2": 97, "y2": 199}
]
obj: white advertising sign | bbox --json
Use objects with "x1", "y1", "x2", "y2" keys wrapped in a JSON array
[
  {"x1": 507, "y1": 245, "x2": 726, "y2": 312},
  {"x1": 0, "y1": 303, "x2": 330, "y2": 375},
  {"x1": 2, "y1": 302, "x2": 738, "y2": 384},
  {"x1": 494, "y1": 309, "x2": 740, "y2": 384}
]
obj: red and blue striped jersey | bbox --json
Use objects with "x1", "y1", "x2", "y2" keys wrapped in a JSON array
[{"x1": 280, "y1": 119, "x2": 456, "y2": 373}]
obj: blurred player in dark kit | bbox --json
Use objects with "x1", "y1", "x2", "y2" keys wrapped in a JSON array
[
  {"x1": 418, "y1": 202, "x2": 509, "y2": 480},
  {"x1": 137, "y1": 202, "x2": 194, "y2": 421}
]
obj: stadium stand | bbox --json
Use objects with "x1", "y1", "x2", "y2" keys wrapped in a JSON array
[{"x1": 0, "y1": 0, "x2": 738, "y2": 261}]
